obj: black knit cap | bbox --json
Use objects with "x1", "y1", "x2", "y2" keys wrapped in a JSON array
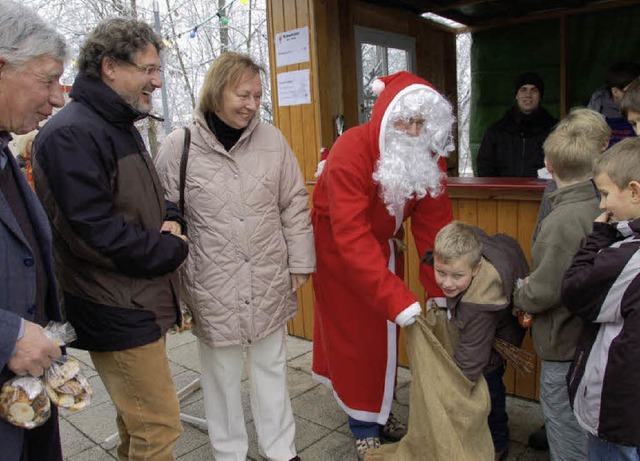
[{"x1": 514, "y1": 71, "x2": 544, "y2": 97}]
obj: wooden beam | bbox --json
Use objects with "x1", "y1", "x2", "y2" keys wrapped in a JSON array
[{"x1": 468, "y1": 0, "x2": 640, "y2": 32}]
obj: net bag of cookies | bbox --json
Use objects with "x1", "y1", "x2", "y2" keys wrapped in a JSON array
[
  {"x1": 45, "y1": 357, "x2": 92, "y2": 411},
  {"x1": 0, "y1": 376, "x2": 51, "y2": 428}
]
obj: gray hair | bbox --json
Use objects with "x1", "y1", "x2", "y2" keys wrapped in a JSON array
[{"x1": 0, "y1": 0, "x2": 68, "y2": 69}]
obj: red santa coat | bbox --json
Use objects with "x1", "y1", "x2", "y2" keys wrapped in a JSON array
[{"x1": 311, "y1": 71, "x2": 453, "y2": 423}]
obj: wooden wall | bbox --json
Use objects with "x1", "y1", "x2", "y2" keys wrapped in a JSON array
[{"x1": 267, "y1": 0, "x2": 321, "y2": 340}]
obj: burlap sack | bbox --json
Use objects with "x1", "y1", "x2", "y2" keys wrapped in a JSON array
[{"x1": 365, "y1": 311, "x2": 493, "y2": 461}]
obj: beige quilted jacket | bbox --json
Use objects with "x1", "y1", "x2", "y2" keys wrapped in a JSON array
[{"x1": 155, "y1": 110, "x2": 315, "y2": 347}]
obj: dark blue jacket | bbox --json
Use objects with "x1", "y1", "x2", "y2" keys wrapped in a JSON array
[{"x1": 0, "y1": 146, "x2": 62, "y2": 461}]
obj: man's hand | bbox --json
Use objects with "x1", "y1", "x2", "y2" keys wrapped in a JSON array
[
  {"x1": 291, "y1": 274, "x2": 310, "y2": 292},
  {"x1": 8, "y1": 321, "x2": 61, "y2": 377},
  {"x1": 161, "y1": 220, "x2": 186, "y2": 241}
]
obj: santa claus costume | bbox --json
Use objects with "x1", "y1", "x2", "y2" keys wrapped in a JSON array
[{"x1": 311, "y1": 71, "x2": 455, "y2": 449}]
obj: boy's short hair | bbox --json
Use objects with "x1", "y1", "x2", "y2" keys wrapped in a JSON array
[
  {"x1": 433, "y1": 221, "x2": 482, "y2": 268},
  {"x1": 621, "y1": 77, "x2": 640, "y2": 118},
  {"x1": 544, "y1": 108, "x2": 609, "y2": 182},
  {"x1": 594, "y1": 137, "x2": 640, "y2": 189}
]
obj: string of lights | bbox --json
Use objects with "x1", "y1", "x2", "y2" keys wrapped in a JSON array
[{"x1": 170, "y1": 0, "x2": 249, "y2": 39}]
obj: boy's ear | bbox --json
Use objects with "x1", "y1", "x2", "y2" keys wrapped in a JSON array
[
  {"x1": 544, "y1": 158, "x2": 553, "y2": 174},
  {"x1": 629, "y1": 180, "x2": 640, "y2": 202}
]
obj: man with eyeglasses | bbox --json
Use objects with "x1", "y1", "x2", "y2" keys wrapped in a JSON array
[
  {"x1": 476, "y1": 71, "x2": 557, "y2": 177},
  {"x1": 32, "y1": 18, "x2": 188, "y2": 461}
]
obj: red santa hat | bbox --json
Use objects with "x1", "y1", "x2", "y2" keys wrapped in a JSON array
[
  {"x1": 371, "y1": 71, "x2": 436, "y2": 97},
  {"x1": 369, "y1": 71, "x2": 440, "y2": 128},
  {"x1": 370, "y1": 71, "x2": 455, "y2": 159}
]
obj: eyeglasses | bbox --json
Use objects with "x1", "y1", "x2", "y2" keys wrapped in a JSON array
[{"x1": 126, "y1": 61, "x2": 162, "y2": 76}]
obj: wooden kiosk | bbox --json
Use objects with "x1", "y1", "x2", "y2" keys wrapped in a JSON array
[{"x1": 265, "y1": 0, "x2": 640, "y2": 400}]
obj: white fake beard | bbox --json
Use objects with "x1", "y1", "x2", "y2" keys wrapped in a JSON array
[{"x1": 373, "y1": 130, "x2": 445, "y2": 215}]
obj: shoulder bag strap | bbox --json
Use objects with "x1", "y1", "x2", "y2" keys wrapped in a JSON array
[{"x1": 179, "y1": 127, "x2": 191, "y2": 215}]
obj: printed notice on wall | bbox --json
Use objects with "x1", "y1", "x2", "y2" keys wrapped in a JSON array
[
  {"x1": 275, "y1": 26, "x2": 310, "y2": 67},
  {"x1": 277, "y1": 69, "x2": 311, "y2": 107}
]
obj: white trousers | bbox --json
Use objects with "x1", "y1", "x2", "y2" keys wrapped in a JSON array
[{"x1": 197, "y1": 327, "x2": 297, "y2": 461}]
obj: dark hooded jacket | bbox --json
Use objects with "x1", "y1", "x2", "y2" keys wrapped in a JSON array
[
  {"x1": 32, "y1": 74, "x2": 188, "y2": 351},
  {"x1": 562, "y1": 218, "x2": 640, "y2": 447},
  {"x1": 476, "y1": 105, "x2": 557, "y2": 177}
]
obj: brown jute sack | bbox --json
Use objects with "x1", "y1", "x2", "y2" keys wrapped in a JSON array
[{"x1": 366, "y1": 311, "x2": 493, "y2": 461}]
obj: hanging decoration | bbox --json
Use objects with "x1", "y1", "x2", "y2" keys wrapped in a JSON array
[{"x1": 176, "y1": 0, "x2": 240, "y2": 39}]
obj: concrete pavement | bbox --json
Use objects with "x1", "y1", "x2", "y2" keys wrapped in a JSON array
[{"x1": 59, "y1": 331, "x2": 550, "y2": 460}]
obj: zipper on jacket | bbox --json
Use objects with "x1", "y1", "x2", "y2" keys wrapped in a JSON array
[
  {"x1": 568, "y1": 350, "x2": 583, "y2": 387},
  {"x1": 520, "y1": 136, "x2": 526, "y2": 177}
]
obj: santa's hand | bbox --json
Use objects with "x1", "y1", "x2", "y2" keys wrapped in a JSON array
[{"x1": 395, "y1": 302, "x2": 422, "y2": 327}]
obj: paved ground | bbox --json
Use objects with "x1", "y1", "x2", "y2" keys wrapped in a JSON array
[{"x1": 59, "y1": 331, "x2": 550, "y2": 460}]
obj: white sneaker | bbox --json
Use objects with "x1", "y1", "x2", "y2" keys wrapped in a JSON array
[{"x1": 355, "y1": 436, "x2": 381, "y2": 460}]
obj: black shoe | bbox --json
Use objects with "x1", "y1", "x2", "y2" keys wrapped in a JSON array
[
  {"x1": 528, "y1": 424, "x2": 549, "y2": 451},
  {"x1": 381, "y1": 413, "x2": 407, "y2": 442}
]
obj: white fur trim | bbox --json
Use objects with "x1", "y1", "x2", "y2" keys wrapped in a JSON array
[
  {"x1": 314, "y1": 159, "x2": 327, "y2": 178},
  {"x1": 395, "y1": 302, "x2": 422, "y2": 327},
  {"x1": 372, "y1": 79, "x2": 386, "y2": 96}
]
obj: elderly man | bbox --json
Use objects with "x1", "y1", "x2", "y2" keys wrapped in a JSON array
[
  {"x1": 0, "y1": 1, "x2": 67, "y2": 460},
  {"x1": 476, "y1": 71, "x2": 557, "y2": 177},
  {"x1": 311, "y1": 71, "x2": 455, "y2": 459},
  {"x1": 32, "y1": 18, "x2": 188, "y2": 461}
]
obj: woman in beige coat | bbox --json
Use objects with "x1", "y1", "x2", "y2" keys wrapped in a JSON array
[{"x1": 155, "y1": 52, "x2": 315, "y2": 461}]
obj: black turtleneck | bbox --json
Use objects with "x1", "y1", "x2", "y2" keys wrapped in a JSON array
[{"x1": 205, "y1": 111, "x2": 245, "y2": 152}]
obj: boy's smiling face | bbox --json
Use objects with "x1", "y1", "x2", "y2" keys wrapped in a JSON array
[
  {"x1": 595, "y1": 172, "x2": 640, "y2": 222},
  {"x1": 433, "y1": 254, "x2": 480, "y2": 298}
]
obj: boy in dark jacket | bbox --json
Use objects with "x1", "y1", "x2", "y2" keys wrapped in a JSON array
[
  {"x1": 425, "y1": 221, "x2": 529, "y2": 461},
  {"x1": 562, "y1": 137, "x2": 640, "y2": 460},
  {"x1": 513, "y1": 108, "x2": 610, "y2": 460}
]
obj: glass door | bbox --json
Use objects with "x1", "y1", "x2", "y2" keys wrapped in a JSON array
[{"x1": 355, "y1": 27, "x2": 416, "y2": 124}]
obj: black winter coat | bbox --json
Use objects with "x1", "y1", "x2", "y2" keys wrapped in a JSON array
[
  {"x1": 476, "y1": 106, "x2": 557, "y2": 177},
  {"x1": 33, "y1": 75, "x2": 188, "y2": 351}
]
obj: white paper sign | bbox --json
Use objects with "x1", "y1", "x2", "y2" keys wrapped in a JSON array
[
  {"x1": 276, "y1": 69, "x2": 311, "y2": 107},
  {"x1": 275, "y1": 26, "x2": 310, "y2": 67}
]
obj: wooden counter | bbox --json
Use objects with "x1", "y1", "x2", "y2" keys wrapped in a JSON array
[{"x1": 290, "y1": 177, "x2": 548, "y2": 400}]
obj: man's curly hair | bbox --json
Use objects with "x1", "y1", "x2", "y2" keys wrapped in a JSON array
[{"x1": 77, "y1": 17, "x2": 163, "y2": 79}]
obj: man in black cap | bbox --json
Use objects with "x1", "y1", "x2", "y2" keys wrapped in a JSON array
[{"x1": 476, "y1": 71, "x2": 557, "y2": 177}]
